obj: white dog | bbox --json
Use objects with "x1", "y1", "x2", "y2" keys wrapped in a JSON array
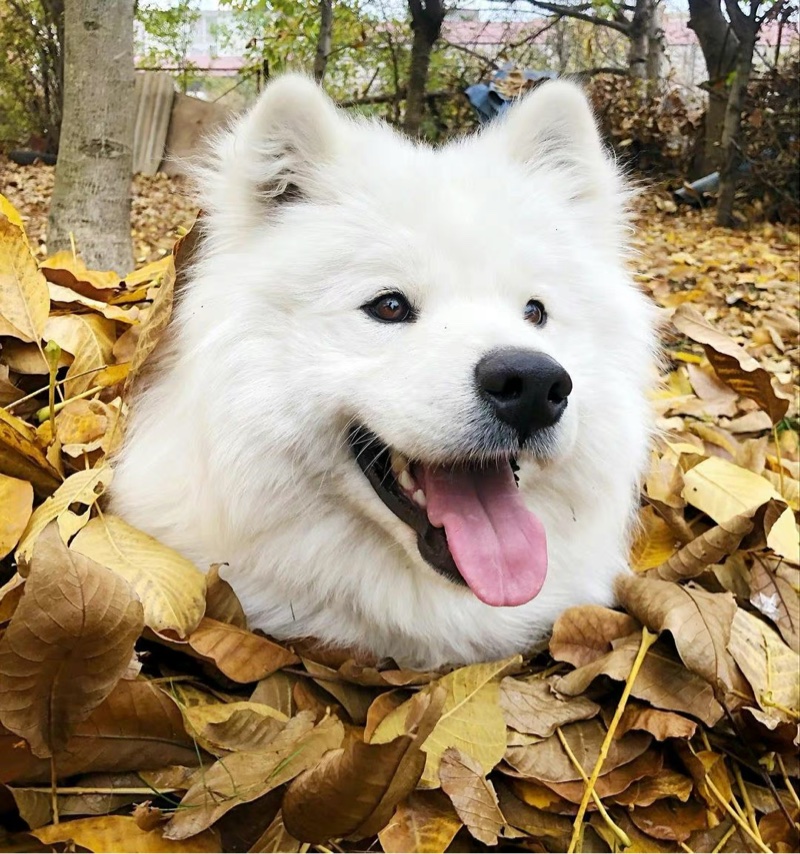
[{"x1": 110, "y1": 75, "x2": 657, "y2": 668}]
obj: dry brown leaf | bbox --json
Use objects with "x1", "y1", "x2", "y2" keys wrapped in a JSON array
[
  {"x1": 70, "y1": 514, "x2": 206, "y2": 637},
  {"x1": 499, "y1": 676, "x2": 599, "y2": 736},
  {"x1": 616, "y1": 574, "x2": 742, "y2": 691},
  {"x1": 749, "y1": 558, "x2": 799, "y2": 652},
  {"x1": 610, "y1": 770, "x2": 694, "y2": 807},
  {"x1": 675, "y1": 744, "x2": 734, "y2": 812},
  {"x1": 33, "y1": 815, "x2": 220, "y2": 853},
  {"x1": 727, "y1": 608, "x2": 799, "y2": 725},
  {"x1": 439, "y1": 746, "x2": 506, "y2": 845},
  {"x1": 164, "y1": 713, "x2": 343, "y2": 840},
  {"x1": 15, "y1": 465, "x2": 112, "y2": 563},
  {"x1": 40, "y1": 251, "x2": 119, "y2": 300},
  {"x1": 364, "y1": 690, "x2": 408, "y2": 742},
  {"x1": 653, "y1": 499, "x2": 784, "y2": 582},
  {"x1": 249, "y1": 811, "x2": 308, "y2": 854},
  {"x1": 371, "y1": 655, "x2": 521, "y2": 787},
  {"x1": 0, "y1": 215, "x2": 49, "y2": 343},
  {"x1": 549, "y1": 605, "x2": 641, "y2": 667},
  {"x1": 0, "y1": 573, "x2": 25, "y2": 624},
  {"x1": 0, "y1": 473, "x2": 33, "y2": 558},
  {"x1": 504, "y1": 718, "x2": 651, "y2": 783},
  {"x1": 182, "y1": 617, "x2": 298, "y2": 682},
  {"x1": 0, "y1": 406, "x2": 62, "y2": 497},
  {"x1": 283, "y1": 689, "x2": 445, "y2": 843},
  {"x1": 0, "y1": 524, "x2": 143, "y2": 757},
  {"x1": 0, "y1": 364, "x2": 23, "y2": 406},
  {"x1": 204, "y1": 564, "x2": 247, "y2": 628},
  {"x1": 0, "y1": 679, "x2": 199, "y2": 784},
  {"x1": 672, "y1": 305, "x2": 790, "y2": 424},
  {"x1": 250, "y1": 671, "x2": 296, "y2": 718},
  {"x1": 378, "y1": 790, "x2": 462, "y2": 854},
  {"x1": 302, "y1": 657, "x2": 377, "y2": 724},
  {"x1": 336, "y1": 659, "x2": 439, "y2": 688},
  {"x1": 629, "y1": 798, "x2": 709, "y2": 842},
  {"x1": 554, "y1": 634, "x2": 724, "y2": 726},
  {"x1": 615, "y1": 702, "x2": 698, "y2": 741},
  {"x1": 497, "y1": 783, "x2": 573, "y2": 840},
  {"x1": 180, "y1": 700, "x2": 287, "y2": 753},
  {"x1": 540, "y1": 749, "x2": 664, "y2": 804}
]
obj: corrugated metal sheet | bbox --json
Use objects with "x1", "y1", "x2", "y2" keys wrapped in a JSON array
[{"x1": 133, "y1": 72, "x2": 175, "y2": 176}]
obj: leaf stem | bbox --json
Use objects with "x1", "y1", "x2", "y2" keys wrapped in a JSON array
[
  {"x1": 35, "y1": 385, "x2": 104, "y2": 422},
  {"x1": 567, "y1": 627, "x2": 657, "y2": 854},
  {"x1": 49, "y1": 756, "x2": 59, "y2": 825},
  {"x1": 732, "y1": 762, "x2": 760, "y2": 838},
  {"x1": 556, "y1": 727, "x2": 631, "y2": 849}
]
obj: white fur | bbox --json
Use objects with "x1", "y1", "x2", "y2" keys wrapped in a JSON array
[{"x1": 110, "y1": 76, "x2": 657, "y2": 668}]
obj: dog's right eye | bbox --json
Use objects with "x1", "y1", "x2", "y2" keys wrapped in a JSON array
[{"x1": 363, "y1": 293, "x2": 415, "y2": 323}]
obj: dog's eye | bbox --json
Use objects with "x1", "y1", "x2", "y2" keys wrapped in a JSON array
[
  {"x1": 364, "y1": 293, "x2": 415, "y2": 323},
  {"x1": 525, "y1": 299, "x2": 547, "y2": 326}
]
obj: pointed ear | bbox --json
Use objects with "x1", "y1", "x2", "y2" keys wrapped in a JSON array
[
  {"x1": 493, "y1": 80, "x2": 617, "y2": 202},
  {"x1": 206, "y1": 74, "x2": 345, "y2": 223}
]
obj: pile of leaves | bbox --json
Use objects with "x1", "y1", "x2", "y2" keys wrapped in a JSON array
[{"x1": 0, "y1": 189, "x2": 799, "y2": 854}]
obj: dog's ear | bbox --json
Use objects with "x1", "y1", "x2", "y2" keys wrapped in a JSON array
[
  {"x1": 493, "y1": 80, "x2": 617, "y2": 202},
  {"x1": 207, "y1": 74, "x2": 344, "y2": 222}
]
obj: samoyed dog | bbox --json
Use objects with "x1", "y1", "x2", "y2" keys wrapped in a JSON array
[{"x1": 111, "y1": 75, "x2": 656, "y2": 668}]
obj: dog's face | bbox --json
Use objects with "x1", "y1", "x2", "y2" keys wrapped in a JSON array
[{"x1": 194, "y1": 76, "x2": 655, "y2": 613}]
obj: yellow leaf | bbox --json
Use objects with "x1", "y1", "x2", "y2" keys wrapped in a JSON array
[
  {"x1": 70, "y1": 514, "x2": 206, "y2": 637},
  {"x1": 0, "y1": 216, "x2": 49, "y2": 343},
  {"x1": 0, "y1": 474, "x2": 33, "y2": 559},
  {"x1": 33, "y1": 816, "x2": 220, "y2": 853},
  {"x1": 0, "y1": 194, "x2": 27, "y2": 232},
  {"x1": 16, "y1": 466, "x2": 113, "y2": 564},
  {"x1": 630, "y1": 506, "x2": 680, "y2": 572},
  {"x1": 0, "y1": 406, "x2": 62, "y2": 497},
  {"x1": 371, "y1": 656, "x2": 521, "y2": 788},
  {"x1": 44, "y1": 314, "x2": 116, "y2": 397},
  {"x1": 683, "y1": 456, "x2": 799, "y2": 563}
]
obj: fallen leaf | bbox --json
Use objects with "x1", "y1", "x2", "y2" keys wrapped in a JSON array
[
  {"x1": 0, "y1": 215, "x2": 49, "y2": 343},
  {"x1": 631, "y1": 506, "x2": 681, "y2": 571},
  {"x1": 55, "y1": 399, "x2": 124, "y2": 458},
  {"x1": 0, "y1": 473, "x2": 33, "y2": 558},
  {"x1": 672, "y1": 305, "x2": 790, "y2": 424},
  {"x1": 728, "y1": 609, "x2": 799, "y2": 725},
  {"x1": 554, "y1": 634, "x2": 724, "y2": 726},
  {"x1": 283, "y1": 689, "x2": 444, "y2": 842},
  {"x1": 70, "y1": 514, "x2": 206, "y2": 637},
  {"x1": 675, "y1": 744, "x2": 734, "y2": 811},
  {"x1": 683, "y1": 456, "x2": 799, "y2": 563},
  {"x1": 378, "y1": 791, "x2": 462, "y2": 854},
  {"x1": 749, "y1": 558, "x2": 799, "y2": 652},
  {"x1": 33, "y1": 815, "x2": 220, "y2": 853},
  {"x1": 44, "y1": 314, "x2": 116, "y2": 397},
  {"x1": 549, "y1": 605, "x2": 641, "y2": 667},
  {"x1": 499, "y1": 676, "x2": 599, "y2": 736},
  {"x1": 504, "y1": 718, "x2": 651, "y2": 783},
  {"x1": 629, "y1": 799, "x2": 709, "y2": 842},
  {"x1": 371, "y1": 655, "x2": 521, "y2": 787},
  {"x1": 40, "y1": 251, "x2": 119, "y2": 301},
  {"x1": 204, "y1": 564, "x2": 247, "y2": 628},
  {"x1": 610, "y1": 770, "x2": 694, "y2": 807},
  {"x1": 250, "y1": 671, "x2": 296, "y2": 718},
  {"x1": 180, "y1": 700, "x2": 287, "y2": 753},
  {"x1": 164, "y1": 713, "x2": 343, "y2": 840},
  {"x1": 0, "y1": 407, "x2": 62, "y2": 497},
  {"x1": 249, "y1": 811, "x2": 308, "y2": 854},
  {"x1": 496, "y1": 783, "x2": 573, "y2": 840},
  {"x1": 302, "y1": 657, "x2": 377, "y2": 724},
  {"x1": 616, "y1": 574, "x2": 742, "y2": 691},
  {"x1": 615, "y1": 703, "x2": 697, "y2": 741},
  {"x1": 439, "y1": 746, "x2": 506, "y2": 845},
  {"x1": 15, "y1": 465, "x2": 113, "y2": 563},
  {"x1": 0, "y1": 525, "x2": 143, "y2": 757}
]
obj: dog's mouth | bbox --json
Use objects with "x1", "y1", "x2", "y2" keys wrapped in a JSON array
[{"x1": 348, "y1": 426, "x2": 548, "y2": 607}]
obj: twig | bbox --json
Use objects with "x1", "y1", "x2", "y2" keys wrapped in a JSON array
[
  {"x1": 556, "y1": 727, "x2": 631, "y2": 848},
  {"x1": 733, "y1": 762, "x2": 760, "y2": 838},
  {"x1": 567, "y1": 627, "x2": 657, "y2": 853},
  {"x1": 35, "y1": 384, "x2": 104, "y2": 422},
  {"x1": 712, "y1": 823, "x2": 738, "y2": 853},
  {"x1": 776, "y1": 754, "x2": 800, "y2": 810},
  {"x1": 705, "y1": 775, "x2": 772, "y2": 854},
  {"x1": 24, "y1": 786, "x2": 178, "y2": 795},
  {"x1": 50, "y1": 757, "x2": 59, "y2": 825}
]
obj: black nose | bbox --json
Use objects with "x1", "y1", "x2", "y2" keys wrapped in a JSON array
[{"x1": 475, "y1": 348, "x2": 572, "y2": 441}]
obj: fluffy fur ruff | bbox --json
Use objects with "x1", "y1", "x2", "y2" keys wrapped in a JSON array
[{"x1": 110, "y1": 75, "x2": 658, "y2": 668}]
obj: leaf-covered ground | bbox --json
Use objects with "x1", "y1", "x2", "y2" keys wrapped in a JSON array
[{"x1": 0, "y1": 161, "x2": 798, "y2": 854}]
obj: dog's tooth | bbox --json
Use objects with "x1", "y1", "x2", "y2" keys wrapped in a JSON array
[
  {"x1": 390, "y1": 450, "x2": 409, "y2": 477},
  {"x1": 412, "y1": 489, "x2": 427, "y2": 509},
  {"x1": 398, "y1": 468, "x2": 415, "y2": 493}
]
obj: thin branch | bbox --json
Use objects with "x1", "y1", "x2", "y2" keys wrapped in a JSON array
[{"x1": 521, "y1": 0, "x2": 631, "y2": 34}]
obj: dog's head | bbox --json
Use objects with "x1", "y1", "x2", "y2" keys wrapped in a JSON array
[{"x1": 191, "y1": 76, "x2": 655, "y2": 610}]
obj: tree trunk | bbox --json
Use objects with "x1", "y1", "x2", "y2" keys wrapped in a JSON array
[
  {"x1": 646, "y1": 0, "x2": 665, "y2": 84},
  {"x1": 313, "y1": 0, "x2": 333, "y2": 83},
  {"x1": 716, "y1": 26, "x2": 756, "y2": 224},
  {"x1": 403, "y1": 0, "x2": 445, "y2": 137},
  {"x1": 688, "y1": 0, "x2": 740, "y2": 173},
  {"x1": 628, "y1": 0, "x2": 655, "y2": 79},
  {"x1": 47, "y1": 0, "x2": 135, "y2": 274}
]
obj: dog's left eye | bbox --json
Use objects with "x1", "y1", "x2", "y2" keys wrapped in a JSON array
[
  {"x1": 525, "y1": 299, "x2": 547, "y2": 326},
  {"x1": 363, "y1": 293, "x2": 415, "y2": 323}
]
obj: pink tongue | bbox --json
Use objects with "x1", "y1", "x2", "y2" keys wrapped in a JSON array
[{"x1": 418, "y1": 464, "x2": 547, "y2": 607}]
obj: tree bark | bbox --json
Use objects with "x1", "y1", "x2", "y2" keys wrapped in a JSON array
[
  {"x1": 47, "y1": 0, "x2": 135, "y2": 274},
  {"x1": 403, "y1": 0, "x2": 445, "y2": 137},
  {"x1": 716, "y1": 1, "x2": 757, "y2": 225},
  {"x1": 688, "y1": 0, "x2": 740, "y2": 173},
  {"x1": 628, "y1": 0, "x2": 650, "y2": 79},
  {"x1": 646, "y1": 0, "x2": 665, "y2": 84},
  {"x1": 313, "y1": 0, "x2": 333, "y2": 83}
]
